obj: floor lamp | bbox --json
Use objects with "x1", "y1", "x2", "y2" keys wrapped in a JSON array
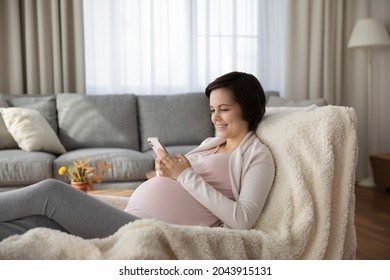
[{"x1": 347, "y1": 18, "x2": 390, "y2": 187}]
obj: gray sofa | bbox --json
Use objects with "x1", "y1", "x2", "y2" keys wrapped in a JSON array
[
  {"x1": 0, "y1": 93, "x2": 216, "y2": 192},
  {"x1": 0, "y1": 91, "x2": 326, "y2": 192}
]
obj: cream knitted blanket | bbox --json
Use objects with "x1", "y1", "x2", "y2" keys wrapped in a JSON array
[{"x1": 0, "y1": 105, "x2": 358, "y2": 259}]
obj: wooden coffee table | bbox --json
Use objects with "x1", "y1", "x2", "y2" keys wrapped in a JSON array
[{"x1": 88, "y1": 189, "x2": 134, "y2": 197}]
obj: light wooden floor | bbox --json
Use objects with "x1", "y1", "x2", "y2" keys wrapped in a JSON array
[{"x1": 354, "y1": 185, "x2": 390, "y2": 259}]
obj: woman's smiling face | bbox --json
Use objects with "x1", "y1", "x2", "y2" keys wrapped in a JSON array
[{"x1": 209, "y1": 87, "x2": 249, "y2": 141}]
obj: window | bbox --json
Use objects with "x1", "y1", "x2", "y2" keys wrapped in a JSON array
[{"x1": 83, "y1": 0, "x2": 286, "y2": 95}]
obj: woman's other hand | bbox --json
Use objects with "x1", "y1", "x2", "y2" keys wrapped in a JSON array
[{"x1": 155, "y1": 149, "x2": 191, "y2": 180}]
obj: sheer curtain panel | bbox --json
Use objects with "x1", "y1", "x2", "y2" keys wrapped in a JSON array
[{"x1": 83, "y1": 0, "x2": 286, "y2": 95}]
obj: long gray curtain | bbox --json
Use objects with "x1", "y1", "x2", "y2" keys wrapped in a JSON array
[
  {"x1": 0, "y1": 0, "x2": 85, "y2": 95},
  {"x1": 284, "y1": 0, "x2": 390, "y2": 182},
  {"x1": 284, "y1": 0, "x2": 346, "y2": 105}
]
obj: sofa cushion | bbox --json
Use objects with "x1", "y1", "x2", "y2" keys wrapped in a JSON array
[
  {"x1": 138, "y1": 93, "x2": 214, "y2": 152},
  {"x1": 0, "y1": 97, "x2": 8, "y2": 108},
  {"x1": 0, "y1": 150, "x2": 55, "y2": 186},
  {"x1": 57, "y1": 94, "x2": 139, "y2": 150},
  {"x1": 267, "y1": 96, "x2": 328, "y2": 107},
  {"x1": 0, "y1": 107, "x2": 66, "y2": 155},
  {"x1": 1, "y1": 95, "x2": 58, "y2": 132},
  {"x1": 53, "y1": 148, "x2": 154, "y2": 182},
  {"x1": 0, "y1": 97, "x2": 18, "y2": 149},
  {"x1": 264, "y1": 91, "x2": 279, "y2": 102}
]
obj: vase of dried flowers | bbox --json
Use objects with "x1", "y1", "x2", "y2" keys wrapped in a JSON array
[
  {"x1": 58, "y1": 157, "x2": 112, "y2": 192},
  {"x1": 70, "y1": 181, "x2": 89, "y2": 193}
]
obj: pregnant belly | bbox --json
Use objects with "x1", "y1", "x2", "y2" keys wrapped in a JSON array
[{"x1": 124, "y1": 176, "x2": 219, "y2": 227}]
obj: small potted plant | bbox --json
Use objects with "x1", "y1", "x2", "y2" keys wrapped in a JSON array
[{"x1": 58, "y1": 157, "x2": 112, "y2": 192}]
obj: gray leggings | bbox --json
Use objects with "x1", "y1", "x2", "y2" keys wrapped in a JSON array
[{"x1": 0, "y1": 179, "x2": 139, "y2": 240}]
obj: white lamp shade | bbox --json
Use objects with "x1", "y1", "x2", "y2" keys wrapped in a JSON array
[{"x1": 348, "y1": 18, "x2": 390, "y2": 48}]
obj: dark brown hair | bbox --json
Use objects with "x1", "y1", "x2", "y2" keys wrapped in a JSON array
[{"x1": 205, "y1": 71, "x2": 266, "y2": 132}]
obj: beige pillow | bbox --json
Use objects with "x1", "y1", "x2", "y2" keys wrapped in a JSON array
[
  {"x1": 0, "y1": 107, "x2": 66, "y2": 154},
  {"x1": 0, "y1": 97, "x2": 19, "y2": 149}
]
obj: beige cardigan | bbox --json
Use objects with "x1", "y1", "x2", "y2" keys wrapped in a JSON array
[{"x1": 177, "y1": 132, "x2": 275, "y2": 230}]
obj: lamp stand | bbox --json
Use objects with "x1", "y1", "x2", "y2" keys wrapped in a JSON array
[{"x1": 358, "y1": 47, "x2": 375, "y2": 187}]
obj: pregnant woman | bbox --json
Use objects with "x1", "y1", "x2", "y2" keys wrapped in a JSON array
[{"x1": 0, "y1": 71, "x2": 275, "y2": 241}]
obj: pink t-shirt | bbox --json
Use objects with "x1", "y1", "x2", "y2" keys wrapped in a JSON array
[{"x1": 124, "y1": 147, "x2": 233, "y2": 227}]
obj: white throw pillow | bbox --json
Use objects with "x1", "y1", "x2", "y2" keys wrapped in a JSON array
[
  {"x1": 0, "y1": 107, "x2": 66, "y2": 154},
  {"x1": 0, "y1": 97, "x2": 19, "y2": 149}
]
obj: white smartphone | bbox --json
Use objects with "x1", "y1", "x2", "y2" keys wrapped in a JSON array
[{"x1": 147, "y1": 137, "x2": 168, "y2": 155}]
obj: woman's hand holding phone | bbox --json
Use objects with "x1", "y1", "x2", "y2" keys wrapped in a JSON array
[
  {"x1": 156, "y1": 149, "x2": 191, "y2": 180},
  {"x1": 148, "y1": 137, "x2": 191, "y2": 179}
]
